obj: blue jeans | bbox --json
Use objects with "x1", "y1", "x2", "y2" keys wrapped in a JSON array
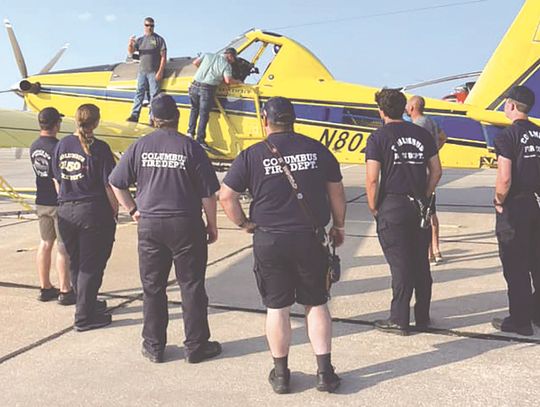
[
  {"x1": 131, "y1": 71, "x2": 161, "y2": 119},
  {"x1": 188, "y1": 83, "x2": 216, "y2": 143}
]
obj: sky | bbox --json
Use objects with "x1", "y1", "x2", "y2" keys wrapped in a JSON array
[{"x1": 0, "y1": 0, "x2": 525, "y2": 109}]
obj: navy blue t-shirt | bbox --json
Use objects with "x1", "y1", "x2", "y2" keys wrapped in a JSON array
[
  {"x1": 30, "y1": 136, "x2": 59, "y2": 206},
  {"x1": 494, "y1": 119, "x2": 540, "y2": 196},
  {"x1": 223, "y1": 132, "x2": 342, "y2": 232},
  {"x1": 52, "y1": 135, "x2": 116, "y2": 203},
  {"x1": 109, "y1": 129, "x2": 220, "y2": 218},
  {"x1": 365, "y1": 121, "x2": 438, "y2": 198}
]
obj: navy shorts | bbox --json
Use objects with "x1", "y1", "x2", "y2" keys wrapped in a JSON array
[{"x1": 252, "y1": 229, "x2": 329, "y2": 309}]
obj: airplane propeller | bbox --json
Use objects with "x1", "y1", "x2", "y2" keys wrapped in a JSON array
[
  {"x1": 4, "y1": 19, "x2": 28, "y2": 79},
  {"x1": 39, "y1": 43, "x2": 70, "y2": 74},
  {"x1": 3, "y1": 19, "x2": 69, "y2": 104}
]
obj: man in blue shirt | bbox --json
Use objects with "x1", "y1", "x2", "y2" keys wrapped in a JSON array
[
  {"x1": 220, "y1": 97, "x2": 346, "y2": 394},
  {"x1": 187, "y1": 48, "x2": 241, "y2": 149},
  {"x1": 366, "y1": 89, "x2": 442, "y2": 336},
  {"x1": 110, "y1": 94, "x2": 222, "y2": 364},
  {"x1": 30, "y1": 107, "x2": 73, "y2": 304},
  {"x1": 126, "y1": 17, "x2": 167, "y2": 123},
  {"x1": 492, "y1": 86, "x2": 540, "y2": 336}
]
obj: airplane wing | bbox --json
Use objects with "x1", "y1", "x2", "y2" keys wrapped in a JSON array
[{"x1": 0, "y1": 108, "x2": 150, "y2": 151}]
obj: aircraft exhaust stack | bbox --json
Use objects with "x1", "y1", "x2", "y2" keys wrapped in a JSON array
[{"x1": 18, "y1": 80, "x2": 41, "y2": 94}]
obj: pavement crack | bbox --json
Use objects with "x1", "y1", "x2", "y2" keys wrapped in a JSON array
[{"x1": 0, "y1": 294, "x2": 142, "y2": 365}]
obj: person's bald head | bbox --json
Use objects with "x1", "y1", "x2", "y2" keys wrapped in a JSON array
[{"x1": 405, "y1": 95, "x2": 426, "y2": 118}]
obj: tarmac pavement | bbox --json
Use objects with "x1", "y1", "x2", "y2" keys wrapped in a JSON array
[{"x1": 0, "y1": 149, "x2": 539, "y2": 406}]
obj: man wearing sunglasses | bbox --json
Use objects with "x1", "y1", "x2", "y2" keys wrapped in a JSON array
[{"x1": 127, "y1": 17, "x2": 167, "y2": 123}]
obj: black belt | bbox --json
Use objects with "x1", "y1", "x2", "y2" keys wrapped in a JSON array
[
  {"x1": 138, "y1": 49, "x2": 160, "y2": 55},
  {"x1": 60, "y1": 199, "x2": 105, "y2": 205},
  {"x1": 191, "y1": 81, "x2": 217, "y2": 88}
]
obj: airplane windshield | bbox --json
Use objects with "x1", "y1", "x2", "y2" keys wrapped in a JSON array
[{"x1": 217, "y1": 33, "x2": 250, "y2": 54}]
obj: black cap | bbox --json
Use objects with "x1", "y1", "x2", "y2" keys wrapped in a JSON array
[
  {"x1": 506, "y1": 85, "x2": 535, "y2": 107},
  {"x1": 263, "y1": 97, "x2": 296, "y2": 125},
  {"x1": 151, "y1": 94, "x2": 178, "y2": 120},
  {"x1": 38, "y1": 107, "x2": 64, "y2": 125},
  {"x1": 224, "y1": 47, "x2": 237, "y2": 57}
]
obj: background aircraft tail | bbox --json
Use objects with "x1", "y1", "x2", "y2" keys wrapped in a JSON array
[{"x1": 465, "y1": 0, "x2": 540, "y2": 118}]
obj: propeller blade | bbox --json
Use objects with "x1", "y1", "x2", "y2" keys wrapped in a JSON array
[
  {"x1": 39, "y1": 43, "x2": 69, "y2": 74},
  {"x1": 3, "y1": 19, "x2": 28, "y2": 78}
]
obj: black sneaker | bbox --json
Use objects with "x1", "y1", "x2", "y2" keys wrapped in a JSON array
[
  {"x1": 185, "y1": 341, "x2": 222, "y2": 363},
  {"x1": 268, "y1": 368, "x2": 290, "y2": 394},
  {"x1": 316, "y1": 366, "x2": 341, "y2": 393},
  {"x1": 126, "y1": 116, "x2": 139, "y2": 123},
  {"x1": 141, "y1": 346, "x2": 164, "y2": 363},
  {"x1": 374, "y1": 319, "x2": 410, "y2": 336},
  {"x1": 492, "y1": 317, "x2": 533, "y2": 336},
  {"x1": 73, "y1": 313, "x2": 112, "y2": 332},
  {"x1": 38, "y1": 287, "x2": 60, "y2": 302},
  {"x1": 57, "y1": 290, "x2": 76, "y2": 306}
]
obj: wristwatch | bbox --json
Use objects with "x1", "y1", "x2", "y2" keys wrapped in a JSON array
[
  {"x1": 493, "y1": 199, "x2": 503, "y2": 207},
  {"x1": 129, "y1": 206, "x2": 138, "y2": 216}
]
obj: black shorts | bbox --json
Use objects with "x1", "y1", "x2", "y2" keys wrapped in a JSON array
[{"x1": 252, "y1": 229, "x2": 329, "y2": 309}]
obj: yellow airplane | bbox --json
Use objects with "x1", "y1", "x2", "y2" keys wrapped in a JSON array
[{"x1": 1, "y1": 0, "x2": 539, "y2": 169}]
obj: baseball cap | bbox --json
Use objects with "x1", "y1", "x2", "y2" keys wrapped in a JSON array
[
  {"x1": 38, "y1": 107, "x2": 64, "y2": 125},
  {"x1": 263, "y1": 97, "x2": 296, "y2": 125},
  {"x1": 224, "y1": 47, "x2": 237, "y2": 57},
  {"x1": 506, "y1": 85, "x2": 535, "y2": 107},
  {"x1": 151, "y1": 94, "x2": 178, "y2": 120}
]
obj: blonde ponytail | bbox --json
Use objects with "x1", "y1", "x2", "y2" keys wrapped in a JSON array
[{"x1": 74, "y1": 104, "x2": 100, "y2": 156}]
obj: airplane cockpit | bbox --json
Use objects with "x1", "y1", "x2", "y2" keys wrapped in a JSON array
[{"x1": 111, "y1": 30, "x2": 282, "y2": 85}]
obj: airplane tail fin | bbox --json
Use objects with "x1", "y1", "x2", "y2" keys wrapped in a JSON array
[{"x1": 465, "y1": 0, "x2": 540, "y2": 118}]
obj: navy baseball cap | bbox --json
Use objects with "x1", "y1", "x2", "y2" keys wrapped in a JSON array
[
  {"x1": 151, "y1": 94, "x2": 178, "y2": 120},
  {"x1": 263, "y1": 97, "x2": 296, "y2": 125},
  {"x1": 38, "y1": 107, "x2": 64, "y2": 125},
  {"x1": 506, "y1": 85, "x2": 535, "y2": 107}
]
